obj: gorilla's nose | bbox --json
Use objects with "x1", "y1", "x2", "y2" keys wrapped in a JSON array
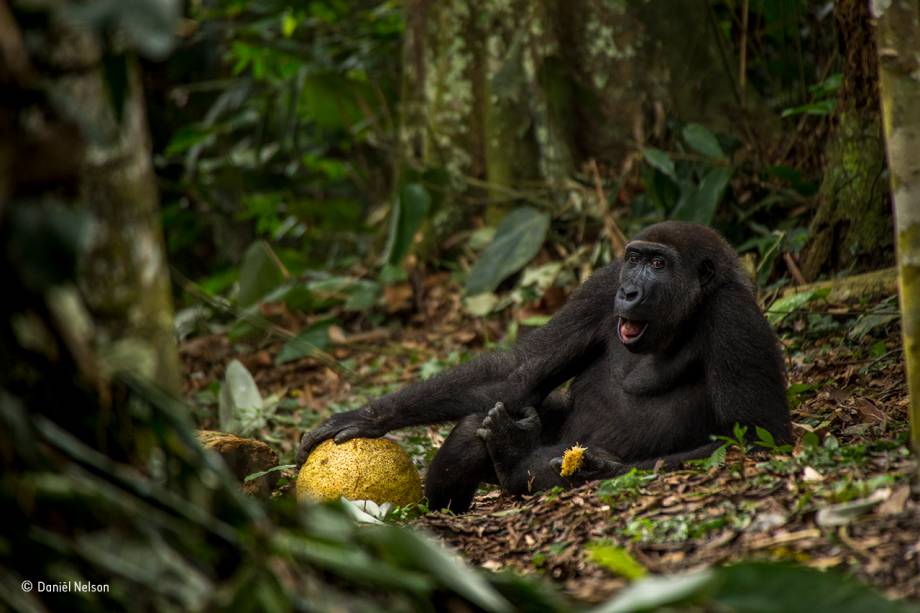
[{"x1": 618, "y1": 285, "x2": 642, "y2": 306}]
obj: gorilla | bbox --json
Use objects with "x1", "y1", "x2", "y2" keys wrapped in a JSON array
[{"x1": 298, "y1": 221, "x2": 791, "y2": 512}]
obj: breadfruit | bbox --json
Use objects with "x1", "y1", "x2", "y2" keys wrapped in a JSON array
[{"x1": 296, "y1": 438, "x2": 423, "y2": 506}]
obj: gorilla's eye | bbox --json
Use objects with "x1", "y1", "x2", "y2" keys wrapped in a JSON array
[
  {"x1": 651, "y1": 256, "x2": 666, "y2": 270},
  {"x1": 627, "y1": 252, "x2": 640, "y2": 265}
]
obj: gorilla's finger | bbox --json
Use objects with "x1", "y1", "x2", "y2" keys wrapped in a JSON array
[
  {"x1": 476, "y1": 428, "x2": 491, "y2": 441},
  {"x1": 519, "y1": 406, "x2": 538, "y2": 420},
  {"x1": 519, "y1": 416, "x2": 540, "y2": 430},
  {"x1": 333, "y1": 426, "x2": 365, "y2": 444},
  {"x1": 548, "y1": 457, "x2": 563, "y2": 473}
]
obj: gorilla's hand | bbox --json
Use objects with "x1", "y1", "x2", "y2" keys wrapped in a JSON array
[
  {"x1": 475, "y1": 402, "x2": 541, "y2": 450},
  {"x1": 549, "y1": 448, "x2": 625, "y2": 481},
  {"x1": 296, "y1": 407, "x2": 387, "y2": 466}
]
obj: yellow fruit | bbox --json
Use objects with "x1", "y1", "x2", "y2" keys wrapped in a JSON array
[
  {"x1": 296, "y1": 438, "x2": 423, "y2": 506},
  {"x1": 559, "y1": 444, "x2": 586, "y2": 477}
]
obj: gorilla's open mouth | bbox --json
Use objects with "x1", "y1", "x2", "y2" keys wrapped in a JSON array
[{"x1": 618, "y1": 318, "x2": 648, "y2": 345}]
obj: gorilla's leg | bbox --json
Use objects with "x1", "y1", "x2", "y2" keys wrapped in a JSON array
[{"x1": 425, "y1": 414, "x2": 496, "y2": 513}]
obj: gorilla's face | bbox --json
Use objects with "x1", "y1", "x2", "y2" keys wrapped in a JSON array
[{"x1": 615, "y1": 240, "x2": 699, "y2": 353}]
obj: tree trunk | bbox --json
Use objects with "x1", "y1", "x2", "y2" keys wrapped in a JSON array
[
  {"x1": 874, "y1": 0, "x2": 920, "y2": 450},
  {"x1": 1, "y1": 7, "x2": 181, "y2": 393},
  {"x1": 399, "y1": 0, "x2": 739, "y2": 247},
  {"x1": 801, "y1": 0, "x2": 894, "y2": 280}
]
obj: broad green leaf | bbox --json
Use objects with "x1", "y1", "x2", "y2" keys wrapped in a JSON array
[
  {"x1": 384, "y1": 183, "x2": 431, "y2": 266},
  {"x1": 344, "y1": 280, "x2": 380, "y2": 311},
  {"x1": 281, "y1": 10, "x2": 297, "y2": 37},
  {"x1": 273, "y1": 532, "x2": 433, "y2": 594},
  {"x1": 587, "y1": 544, "x2": 647, "y2": 580},
  {"x1": 766, "y1": 288, "x2": 831, "y2": 326},
  {"x1": 755, "y1": 426, "x2": 776, "y2": 448},
  {"x1": 714, "y1": 562, "x2": 913, "y2": 613},
  {"x1": 165, "y1": 125, "x2": 213, "y2": 157},
  {"x1": 464, "y1": 292, "x2": 499, "y2": 316},
  {"x1": 781, "y1": 99, "x2": 836, "y2": 118},
  {"x1": 671, "y1": 167, "x2": 732, "y2": 225},
  {"x1": 300, "y1": 73, "x2": 367, "y2": 130},
  {"x1": 848, "y1": 298, "x2": 900, "y2": 339},
  {"x1": 218, "y1": 360, "x2": 264, "y2": 436},
  {"x1": 642, "y1": 147, "x2": 676, "y2": 180},
  {"x1": 593, "y1": 569, "x2": 715, "y2": 613},
  {"x1": 361, "y1": 527, "x2": 512, "y2": 613},
  {"x1": 682, "y1": 123, "x2": 725, "y2": 159},
  {"x1": 238, "y1": 241, "x2": 286, "y2": 307},
  {"x1": 275, "y1": 322, "x2": 332, "y2": 365},
  {"x1": 465, "y1": 207, "x2": 550, "y2": 295},
  {"x1": 596, "y1": 562, "x2": 913, "y2": 613}
]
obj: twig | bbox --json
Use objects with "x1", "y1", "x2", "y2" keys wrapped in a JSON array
[
  {"x1": 588, "y1": 159, "x2": 627, "y2": 258},
  {"x1": 783, "y1": 252, "x2": 806, "y2": 286}
]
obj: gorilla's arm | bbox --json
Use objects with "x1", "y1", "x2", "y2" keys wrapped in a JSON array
[
  {"x1": 703, "y1": 285, "x2": 792, "y2": 444},
  {"x1": 297, "y1": 264, "x2": 620, "y2": 464},
  {"x1": 495, "y1": 441, "x2": 725, "y2": 494}
]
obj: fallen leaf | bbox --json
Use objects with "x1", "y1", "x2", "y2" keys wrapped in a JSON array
[
  {"x1": 802, "y1": 466, "x2": 823, "y2": 482},
  {"x1": 877, "y1": 485, "x2": 910, "y2": 516},
  {"x1": 816, "y1": 488, "x2": 891, "y2": 527}
]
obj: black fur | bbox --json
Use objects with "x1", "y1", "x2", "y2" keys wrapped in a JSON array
[{"x1": 298, "y1": 221, "x2": 791, "y2": 512}]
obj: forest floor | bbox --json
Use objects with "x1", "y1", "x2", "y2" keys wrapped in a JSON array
[{"x1": 179, "y1": 273, "x2": 919, "y2": 604}]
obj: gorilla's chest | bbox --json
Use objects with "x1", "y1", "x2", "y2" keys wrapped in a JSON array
[{"x1": 564, "y1": 344, "x2": 712, "y2": 458}]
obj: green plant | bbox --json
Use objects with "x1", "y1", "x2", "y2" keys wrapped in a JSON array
[{"x1": 596, "y1": 469, "x2": 656, "y2": 503}]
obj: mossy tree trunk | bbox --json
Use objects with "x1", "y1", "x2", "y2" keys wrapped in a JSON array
[
  {"x1": 1, "y1": 8, "x2": 181, "y2": 393},
  {"x1": 399, "y1": 0, "x2": 738, "y2": 245},
  {"x1": 874, "y1": 0, "x2": 920, "y2": 450},
  {"x1": 801, "y1": 0, "x2": 894, "y2": 280}
]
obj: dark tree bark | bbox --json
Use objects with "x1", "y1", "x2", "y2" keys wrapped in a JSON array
[
  {"x1": 0, "y1": 7, "x2": 182, "y2": 392},
  {"x1": 398, "y1": 0, "x2": 739, "y2": 246},
  {"x1": 801, "y1": 0, "x2": 894, "y2": 280}
]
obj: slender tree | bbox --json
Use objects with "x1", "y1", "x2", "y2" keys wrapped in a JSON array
[{"x1": 874, "y1": 0, "x2": 920, "y2": 449}]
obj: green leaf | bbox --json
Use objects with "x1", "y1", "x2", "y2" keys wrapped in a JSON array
[
  {"x1": 281, "y1": 9, "x2": 297, "y2": 37},
  {"x1": 275, "y1": 322, "x2": 332, "y2": 365},
  {"x1": 587, "y1": 544, "x2": 647, "y2": 580},
  {"x1": 714, "y1": 562, "x2": 914, "y2": 613},
  {"x1": 755, "y1": 426, "x2": 776, "y2": 448},
  {"x1": 642, "y1": 147, "x2": 676, "y2": 180},
  {"x1": 597, "y1": 562, "x2": 913, "y2": 613},
  {"x1": 802, "y1": 431, "x2": 820, "y2": 448},
  {"x1": 384, "y1": 183, "x2": 431, "y2": 266},
  {"x1": 594, "y1": 569, "x2": 715, "y2": 613},
  {"x1": 465, "y1": 207, "x2": 550, "y2": 295},
  {"x1": 849, "y1": 301, "x2": 900, "y2": 340},
  {"x1": 463, "y1": 292, "x2": 499, "y2": 316},
  {"x1": 238, "y1": 241, "x2": 286, "y2": 308},
  {"x1": 360, "y1": 527, "x2": 512, "y2": 613},
  {"x1": 165, "y1": 125, "x2": 213, "y2": 157},
  {"x1": 682, "y1": 124, "x2": 725, "y2": 159},
  {"x1": 218, "y1": 360, "x2": 264, "y2": 436},
  {"x1": 344, "y1": 280, "x2": 380, "y2": 312},
  {"x1": 781, "y1": 99, "x2": 836, "y2": 118},
  {"x1": 765, "y1": 288, "x2": 831, "y2": 326},
  {"x1": 671, "y1": 167, "x2": 732, "y2": 225},
  {"x1": 244, "y1": 464, "x2": 295, "y2": 483}
]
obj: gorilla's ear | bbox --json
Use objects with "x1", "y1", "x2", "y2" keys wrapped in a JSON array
[{"x1": 699, "y1": 259, "x2": 715, "y2": 287}]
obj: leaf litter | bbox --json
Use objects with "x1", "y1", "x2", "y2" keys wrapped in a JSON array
[{"x1": 179, "y1": 276, "x2": 919, "y2": 604}]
